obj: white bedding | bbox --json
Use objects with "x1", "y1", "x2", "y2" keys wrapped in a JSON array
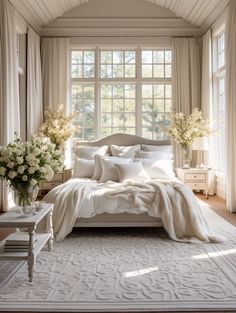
[{"x1": 44, "y1": 178, "x2": 225, "y2": 243}]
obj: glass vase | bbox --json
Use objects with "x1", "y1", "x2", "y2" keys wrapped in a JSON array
[
  {"x1": 11, "y1": 184, "x2": 39, "y2": 208},
  {"x1": 182, "y1": 146, "x2": 191, "y2": 169}
]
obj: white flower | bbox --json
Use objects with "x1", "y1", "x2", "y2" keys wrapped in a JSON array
[
  {"x1": 0, "y1": 167, "x2": 6, "y2": 176},
  {"x1": 28, "y1": 167, "x2": 35, "y2": 174},
  {"x1": 30, "y1": 179, "x2": 37, "y2": 186},
  {"x1": 8, "y1": 171, "x2": 17, "y2": 179},
  {"x1": 7, "y1": 162, "x2": 14, "y2": 169},
  {"x1": 17, "y1": 166, "x2": 25, "y2": 174},
  {"x1": 26, "y1": 154, "x2": 35, "y2": 162},
  {"x1": 16, "y1": 156, "x2": 24, "y2": 164},
  {"x1": 28, "y1": 160, "x2": 35, "y2": 167},
  {"x1": 39, "y1": 167, "x2": 46, "y2": 174},
  {"x1": 22, "y1": 175, "x2": 28, "y2": 181}
]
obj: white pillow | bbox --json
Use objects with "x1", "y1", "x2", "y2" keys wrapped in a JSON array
[
  {"x1": 140, "y1": 159, "x2": 175, "y2": 179},
  {"x1": 142, "y1": 144, "x2": 172, "y2": 153},
  {"x1": 73, "y1": 157, "x2": 95, "y2": 178},
  {"x1": 136, "y1": 150, "x2": 173, "y2": 160},
  {"x1": 92, "y1": 154, "x2": 105, "y2": 180},
  {"x1": 74, "y1": 145, "x2": 108, "y2": 160},
  {"x1": 110, "y1": 144, "x2": 141, "y2": 158},
  {"x1": 115, "y1": 162, "x2": 149, "y2": 183},
  {"x1": 99, "y1": 157, "x2": 132, "y2": 183}
]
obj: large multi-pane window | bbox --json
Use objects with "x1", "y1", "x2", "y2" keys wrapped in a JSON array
[
  {"x1": 213, "y1": 31, "x2": 225, "y2": 171},
  {"x1": 70, "y1": 48, "x2": 172, "y2": 140}
]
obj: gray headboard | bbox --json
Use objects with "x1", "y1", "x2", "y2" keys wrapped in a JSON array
[{"x1": 74, "y1": 133, "x2": 171, "y2": 150}]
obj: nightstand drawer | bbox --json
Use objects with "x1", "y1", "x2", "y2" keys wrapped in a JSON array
[
  {"x1": 40, "y1": 182, "x2": 61, "y2": 190},
  {"x1": 185, "y1": 173, "x2": 206, "y2": 181},
  {"x1": 52, "y1": 173, "x2": 63, "y2": 182},
  {"x1": 186, "y1": 182, "x2": 206, "y2": 190}
]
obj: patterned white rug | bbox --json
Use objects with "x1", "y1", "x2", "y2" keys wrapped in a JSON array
[{"x1": 0, "y1": 202, "x2": 236, "y2": 312}]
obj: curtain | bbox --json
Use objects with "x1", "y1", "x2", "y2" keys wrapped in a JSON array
[
  {"x1": 27, "y1": 26, "x2": 43, "y2": 139},
  {"x1": 0, "y1": 0, "x2": 20, "y2": 211},
  {"x1": 172, "y1": 38, "x2": 201, "y2": 167},
  {"x1": 226, "y1": 0, "x2": 236, "y2": 213},
  {"x1": 41, "y1": 38, "x2": 69, "y2": 111}
]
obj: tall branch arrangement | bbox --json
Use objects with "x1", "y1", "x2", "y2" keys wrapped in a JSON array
[
  {"x1": 38, "y1": 104, "x2": 78, "y2": 149},
  {"x1": 165, "y1": 108, "x2": 212, "y2": 149}
]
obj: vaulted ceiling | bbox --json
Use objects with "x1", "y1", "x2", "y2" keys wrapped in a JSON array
[{"x1": 9, "y1": 0, "x2": 230, "y2": 33}]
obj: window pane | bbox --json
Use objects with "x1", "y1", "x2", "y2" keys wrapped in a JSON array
[
  {"x1": 71, "y1": 83, "x2": 95, "y2": 140},
  {"x1": 142, "y1": 83, "x2": 172, "y2": 138},
  {"x1": 154, "y1": 64, "x2": 164, "y2": 78},
  {"x1": 100, "y1": 84, "x2": 136, "y2": 135},
  {"x1": 71, "y1": 50, "x2": 95, "y2": 79},
  {"x1": 100, "y1": 50, "x2": 136, "y2": 78},
  {"x1": 142, "y1": 65, "x2": 152, "y2": 78},
  {"x1": 142, "y1": 51, "x2": 152, "y2": 63}
]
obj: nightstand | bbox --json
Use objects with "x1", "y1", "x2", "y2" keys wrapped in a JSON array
[
  {"x1": 176, "y1": 168, "x2": 209, "y2": 199},
  {"x1": 38, "y1": 168, "x2": 72, "y2": 198}
]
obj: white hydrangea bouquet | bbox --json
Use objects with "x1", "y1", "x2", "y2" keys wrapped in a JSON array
[{"x1": 0, "y1": 136, "x2": 64, "y2": 207}]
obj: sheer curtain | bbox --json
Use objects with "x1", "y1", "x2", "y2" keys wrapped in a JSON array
[
  {"x1": 41, "y1": 38, "x2": 69, "y2": 111},
  {"x1": 27, "y1": 26, "x2": 42, "y2": 139},
  {"x1": 172, "y1": 38, "x2": 201, "y2": 167},
  {"x1": 0, "y1": 0, "x2": 20, "y2": 211},
  {"x1": 226, "y1": 0, "x2": 236, "y2": 213}
]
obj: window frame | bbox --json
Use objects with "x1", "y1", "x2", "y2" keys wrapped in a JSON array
[
  {"x1": 212, "y1": 28, "x2": 226, "y2": 172},
  {"x1": 70, "y1": 45, "x2": 172, "y2": 140}
]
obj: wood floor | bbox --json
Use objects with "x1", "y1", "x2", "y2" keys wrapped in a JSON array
[{"x1": 0, "y1": 194, "x2": 235, "y2": 313}]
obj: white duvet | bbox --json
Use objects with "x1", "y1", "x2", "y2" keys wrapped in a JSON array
[{"x1": 43, "y1": 178, "x2": 225, "y2": 243}]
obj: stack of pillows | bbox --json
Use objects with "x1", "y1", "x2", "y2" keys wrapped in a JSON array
[{"x1": 73, "y1": 144, "x2": 175, "y2": 183}]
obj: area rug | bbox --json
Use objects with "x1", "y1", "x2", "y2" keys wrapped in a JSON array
[{"x1": 0, "y1": 202, "x2": 236, "y2": 312}]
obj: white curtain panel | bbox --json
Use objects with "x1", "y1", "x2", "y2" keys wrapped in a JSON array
[
  {"x1": 226, "y1": 0, "x2": 236, "y2": 213},
  {"x1": 172, "y1": 38, "x2": 201, "y2": 167},
  {"x1": 41, "y1": 37, "x2": 69, "y2": 112},
  {"x1": 0, "y1": 0, "x2": 20, "y2": 211},
  {"x1": 27, "y1": 26, "x2": 42, "y2": 139}
]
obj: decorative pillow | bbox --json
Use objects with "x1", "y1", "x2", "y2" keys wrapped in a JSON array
[
  {"x1": 110, "y1": 144, "x2": 141, "y2": 158},
  {"x1": 74, "y1": 145, "x2": 108, "y2": 160},
  {"x1": 99, "y1": 157, "x2": 132, "y2": 183},
  {"x1": 140, "y1": 159, "x2": 175, "y2": 179},
  {"x1": 73, "y1": 157, "x2": 95, "y2": 178},
  {"x1": 115, "y1": 162, "x2": 149, "y2": 183},
  {"x1": 136, "y1": 150, "x2": 173, "y2": 160},
  {"x1": 142, "y1": 144, "x2": 172, "y2": 154}
]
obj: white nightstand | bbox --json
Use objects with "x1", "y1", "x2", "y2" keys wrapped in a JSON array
[{"x1": 176, "y1": 168, "x2": 209, "y2": 199}]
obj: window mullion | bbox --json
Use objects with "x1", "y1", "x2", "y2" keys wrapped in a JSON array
[{"x1": 136, "y1": 47, "x2": 142, "y2": 136}]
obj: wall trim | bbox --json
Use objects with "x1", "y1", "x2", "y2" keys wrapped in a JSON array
[{"x1": 41, "y1": 17, "x2": 202, "y2": 37}]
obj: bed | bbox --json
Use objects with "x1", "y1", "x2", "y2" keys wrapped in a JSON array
[
  {"x1": 73, "y1": 133, "x2": 171, "y2": 228},
  {"x1": 44, "y1": 133, "x2": 223, "y2": 243}
]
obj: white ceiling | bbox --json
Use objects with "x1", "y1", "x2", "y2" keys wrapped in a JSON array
[{"x1": 10, "y1": 0, "x2": 230, "y2": 33}]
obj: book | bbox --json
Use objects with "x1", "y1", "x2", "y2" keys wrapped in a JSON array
[{"x1": 5, "y1": 232, "x2": 37, "y2": 246}]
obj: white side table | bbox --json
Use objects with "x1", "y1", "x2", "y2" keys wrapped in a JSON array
[
  {"x1": 176, "y1": 168, "x2": 209, "y2": 199},
  {"x1": 0, "y1": 203, "x2": 54, "y2": 282}
]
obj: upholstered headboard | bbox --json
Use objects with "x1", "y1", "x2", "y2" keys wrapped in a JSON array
[{"x1": 74, "y1": 133, "x2": 171, "y2": 151}]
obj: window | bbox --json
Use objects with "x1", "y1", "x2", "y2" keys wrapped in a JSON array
[
  {"x1": 70, "y1": 48, "x2": 172, "y2": 140},
  {"x1": 213, "y1": 31, "x2": 226, "y2": 171}
]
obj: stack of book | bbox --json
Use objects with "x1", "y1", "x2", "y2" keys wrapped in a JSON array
[{"x1": 4, "y1": 232, "x2": 37, "y2": 252}]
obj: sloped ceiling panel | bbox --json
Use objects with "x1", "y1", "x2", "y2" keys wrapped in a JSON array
[
  {"x1": 145, "y1": 0, "x2": 230, "y2": 28},
  {"x1": 9, "y1": 0, "x2": 90, "y2": 31}
]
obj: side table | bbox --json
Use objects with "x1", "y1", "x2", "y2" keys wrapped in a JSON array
[
  {"x1": 176, "y1": 168, "x2": 209, "y2": 199},
  {"x1": 0, "y1": 203, "x2": 54, "y2": 282}
]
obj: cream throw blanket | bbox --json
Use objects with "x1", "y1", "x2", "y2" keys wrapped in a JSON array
[{"x1": 44, "y1": 179, "x2": 225, "y2": 243}]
